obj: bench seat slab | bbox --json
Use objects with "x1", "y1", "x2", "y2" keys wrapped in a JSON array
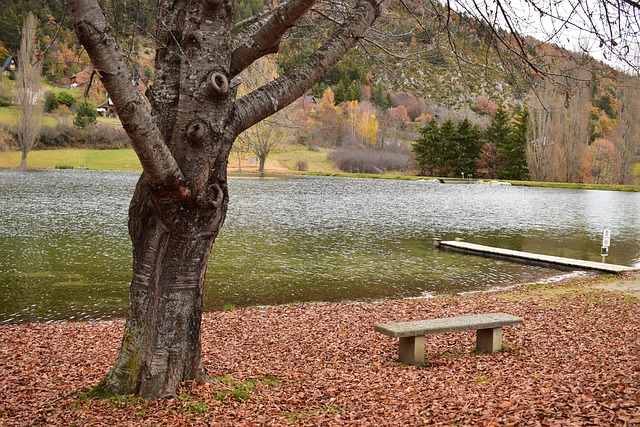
[
  {"x1": 375, "y1": 313, "x2": 523, "y2": 338},
  {"x1": 376, "y1": 313, "x2": 523, "y2": 365}
]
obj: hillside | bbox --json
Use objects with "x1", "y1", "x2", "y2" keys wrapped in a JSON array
[{"x1": 1, "y1": 0, "x2": 638, "y2": 185}]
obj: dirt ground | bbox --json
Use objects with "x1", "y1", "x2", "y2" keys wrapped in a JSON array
[{"x1": 592, "y1": 270, "x2": 640, "y2": 298}]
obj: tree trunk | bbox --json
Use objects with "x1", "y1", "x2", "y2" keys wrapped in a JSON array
[
  {"x1": 258, "y1": 156, "x2": 266, "y2": 173},
  {"x1": 94, "y1": 172, "x2": 228, "y2": 398},
  {"x1": 70, "y1": 0, "x2": 380, "y2": 399}
]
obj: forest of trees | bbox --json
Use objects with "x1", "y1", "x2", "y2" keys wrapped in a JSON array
[{"x1": 412, "y1": 108, "x2": 529, "y2": 180}]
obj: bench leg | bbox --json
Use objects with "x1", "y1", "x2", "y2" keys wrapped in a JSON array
[
  {"x1": 476, "y1": 327, "x2": 503, "y2": 353},
  {"x1": 398, "y1": 336, "x2": 425, "y2": 365}
]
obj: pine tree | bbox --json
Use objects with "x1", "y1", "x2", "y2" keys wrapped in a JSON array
[
  {"x1": 485, "y1": 106, "x2": 511, "y2": 178},
  {"x1": 413, "y1": 119, "x2": 441, "y2": 176},
  {"x1": 454, "y1": 118, "x2": 482, "y2": 177},
  {"x1": 439, "y1": 119, "x2": 457, "y2": 176},
  {"x1": 502, "y1": 109, "x2": 530, "y2": 180}
]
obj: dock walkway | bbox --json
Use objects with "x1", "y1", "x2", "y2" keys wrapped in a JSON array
[{"x1": 437, "y1": 240, "x2": 637, "y2": 274}]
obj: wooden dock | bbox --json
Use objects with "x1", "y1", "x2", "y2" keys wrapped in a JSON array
[{"x1": 437, "y1": 240, "x2": 637, "y2": 274}]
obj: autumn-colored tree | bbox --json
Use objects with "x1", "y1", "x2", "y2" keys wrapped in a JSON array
[
  {"x1": 526, "y1": 80, "x2": 559, "y2": 182},
  {"x1": 356, "y1": 101, "x2": 379, "y2": 146},
  {"x1": 613, "y1": 76, "x2": 640, "y2": 184},
  {"x1": 588, "y1": 138, "x2": 619, "y2": 184},
  {"x1": 558, "y1": 72, "x2": 592, "y2": 183},
  {"x1": 0, "y1": 41, "x2": 10, "y2": 62}
]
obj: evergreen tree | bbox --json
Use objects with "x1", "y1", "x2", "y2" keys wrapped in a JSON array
[
  {"x1": 414, "y1": 118, "x2": 483, "y2": 178},
  {"x1": 439, "y1": 119, "x2": 457, "y2": 176},
  {"x1": 371, "y1": 81, "x2": 392, "y2": 109},
  {"x1": 454, "y1": 118, "x2": 482, "y2": 177},
  {"x1": 313, "y1": 55, "x2": 368, "y2": 104},
  {"x1": 502, "y1": 109, "x2": 530, "y2": 180},
  {"x1": 413, "y1": 119, "x2": 441, "y2": 176},
  {"x1": 74, "y1": 101, "x2": 97, "y2": 128},
  {"x1": 485, "y1": 106, "x2": 511, "y2": 178}
]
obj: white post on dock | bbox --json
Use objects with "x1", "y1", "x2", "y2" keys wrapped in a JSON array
[{"x1": 601, "y1": 228, "x2": 611, "y2": 263}]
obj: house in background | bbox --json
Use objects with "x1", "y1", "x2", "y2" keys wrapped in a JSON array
[
  {"x1": 2, "y1": 56, "x2": 17, "y2": 77},
  {"x1": 97, "y1": 98, "x2": 117, "y2": 117}
]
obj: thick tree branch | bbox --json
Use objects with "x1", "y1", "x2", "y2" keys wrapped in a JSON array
[
  {"x1": 230, "y1": 0, "x2": 318, "y2": 77},
  {"x1": 69, "y1": 0, "x2": 188, "y2": 193},
  {"x1": 231, "y1": 0, "x2": 381, "y2": 135},
  {"x1": 150, "y1": 0, "x2": 188, "y2": 146}
]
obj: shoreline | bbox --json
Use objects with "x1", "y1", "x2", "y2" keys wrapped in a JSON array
[{"x1": 2, "y1": 149, "x2": 639, "y2": 192}]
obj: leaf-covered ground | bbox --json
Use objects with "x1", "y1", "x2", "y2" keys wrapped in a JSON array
[{"x1": 1, "y1": 275, "x2": 639, "y2": 426}]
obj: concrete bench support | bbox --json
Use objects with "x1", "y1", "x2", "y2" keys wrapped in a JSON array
[{"x1": 376, "y1": 313, "x2": 523, "y2": 365}]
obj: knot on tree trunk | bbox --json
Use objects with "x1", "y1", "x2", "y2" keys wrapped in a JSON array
[
  {"x1": 207, "y1": 72, "x2": 230, "y2": 96},
  {"x1": 187, "y1": 121, "x2": 207, "y2": 145},
  {"x1": 197, "y1": 182, "x2": 224, "y2": 209}
]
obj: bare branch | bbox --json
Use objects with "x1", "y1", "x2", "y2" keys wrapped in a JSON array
[
  {"x1": 69, "y1": 0, "x2": 187, "y2": 192},
  {"x1": 230, "y1": 0, "x2": 318, "y2": 77},
  {"x1": 231, "y1": 0, "x2": 381, "y2": 136}
]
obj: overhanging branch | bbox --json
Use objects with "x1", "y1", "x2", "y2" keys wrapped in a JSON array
[
  {"x1": 69, "y1": 0, "x2": 187, "y2": 193},
  {"x1": 231, "y1": 0, "x2": 381, "y2": 135},
  {"x1": 230, "y1": 0, "x2": 318, "y2": 77}
]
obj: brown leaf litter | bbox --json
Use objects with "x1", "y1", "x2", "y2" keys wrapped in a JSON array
[{"x1": 1, "y1": 275, "x2": 638, "y2": 426}]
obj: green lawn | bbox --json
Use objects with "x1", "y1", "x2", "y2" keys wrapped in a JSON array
[
  {"x1": 270, "y1": 144, "x2": 335, "y2": 172},
  {"x1": 0, "y1": 148, "x2": 141, "y2": 170},
  {"x1": 0, "y1": 106, "x2": 60, "y2": 128}
]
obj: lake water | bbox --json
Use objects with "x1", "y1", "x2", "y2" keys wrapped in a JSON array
[{"x1": 1, "y1": 169, "x2": 639, "y2": 323}]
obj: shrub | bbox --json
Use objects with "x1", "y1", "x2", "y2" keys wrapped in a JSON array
[
  {"x1": 329, "y1": 146, "x2": 411, "y2": 174},
  {"x1": 44, "y1": 91, "x2": 59, "y2": 112},
  {"x1": 39, "y1": 123, "x2": 131, "y2": 149},
  {"x1": 74, "y1": 101, "x2": 97, "y2": 128},
  {"x1": 56, "y1": 91, "x2": 76, "y2": 107},
  {"x1": 83, "y1": 124, "x2": 131, "y2": 149},
  {"x1": 296, "y1": 159, "x2": 309, "y2": 171},
  {"x1": 39, "y1": 124, "x2": 80, "y2": 148},
  {"x1": 0, "y1": 124, "x2": 15, "y2": 151}
]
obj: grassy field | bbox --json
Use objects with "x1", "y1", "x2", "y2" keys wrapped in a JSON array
[
  {"x1": 0, "y1": 106, "x2": 59, "y2": 128},
  {"x1": 507, "y1": 179, "x2": 640, "y2": 192},
  {"x1": 0, "y1": 148, "x2": 142, "y2": 170}
]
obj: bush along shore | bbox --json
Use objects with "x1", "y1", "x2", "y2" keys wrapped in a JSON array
[{"x1": 1, "y1": 273, "x2": 639, "y2": 426}]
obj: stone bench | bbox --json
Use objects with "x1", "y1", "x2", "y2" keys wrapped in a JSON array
[{"x1": 375, "y1": 313, "x2": 523, "y2": 365}]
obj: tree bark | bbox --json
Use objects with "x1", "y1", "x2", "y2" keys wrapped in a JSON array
[{"x1": 95, "y1": 175, "x2": 227, "y2": 398}]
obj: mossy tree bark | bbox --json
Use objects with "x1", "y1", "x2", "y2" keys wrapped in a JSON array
[{"x1": 70, "y1": 0, "x2": 380, "y2": 398}]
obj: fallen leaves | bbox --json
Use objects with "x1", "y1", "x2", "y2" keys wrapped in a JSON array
[{"x1": 0, "y1": 280, "x2": 638, "y2": 426}]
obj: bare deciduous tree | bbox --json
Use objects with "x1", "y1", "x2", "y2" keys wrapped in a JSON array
[
  {"x1": 237, "y1": 57, "x2": 288, "y2": 172},
  {"x1": 15, "y1": 12, "x2": 43, "y2": 168},
  {"x1": 69, "y1": 0, "x2": 381, "y2": 399},
  {"x1": 238, "y1": 118, "x2": 285, "y2": 172},
  {"x1": 614, "y1": 76, "x2": 640, "y2": 184}
]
